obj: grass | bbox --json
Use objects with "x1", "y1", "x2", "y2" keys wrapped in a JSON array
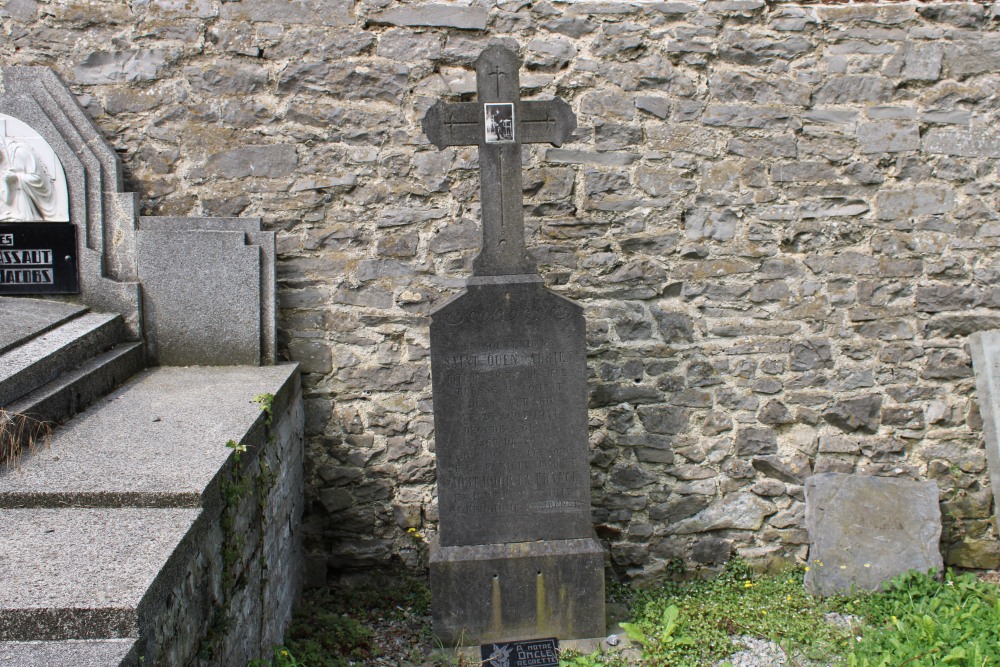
[
  {"x1": 251, "y1": 561, "x2": 1000, "y2": 667},
  {"x1": 0, "y1": 407, "x2": 51, "y2": 471}
]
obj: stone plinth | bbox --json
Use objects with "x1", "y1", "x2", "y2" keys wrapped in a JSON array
[{"x1": 430, "y1": 538, "x2": 605, "y2": 646}]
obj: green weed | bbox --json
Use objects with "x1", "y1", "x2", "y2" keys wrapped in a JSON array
[
  {"x1": 844, "y1": 569, "x2": 1000, "y2": 666},
  {"x1": 620, "y1": 559, "x2": 855, "y2": 666}
]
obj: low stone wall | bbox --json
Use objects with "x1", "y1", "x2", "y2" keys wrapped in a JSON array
[
  {"x1": 5, "y1": 0, "x2": 1000, "y2": 581},
  {"x1": 137, "y1": 377, "x2": 305, "y2": 666}
]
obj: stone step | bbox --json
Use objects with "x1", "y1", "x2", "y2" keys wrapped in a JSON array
[
  {"x1": 6, "y1": 341, "x2": 145, "y2": 435},
  {"x1": 0, "y1": 507, "x2": 202, "y2": 642},
  {"x1": 0, "y1": 364, "x2": 301, "y2": 661},
  {"x1": 0, "y1": 297, "x2": 89, "y2": 356},
  {"x1": 0, "y1": 312, "x2": 124, "y2": 407},
  {"x1": 0, "y1": 638, "x2": 138, "y2": 667},
  {"x1": 0, "y1": 365, "x2": 296, "y2": 509}
]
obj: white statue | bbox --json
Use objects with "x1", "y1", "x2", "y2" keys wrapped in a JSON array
[
  {"x1": 0, "y1": 114, "x2": 69, "y2": 222},
  {"x1": 0, "y1": 136, "x2": 58, "y2": 221}
]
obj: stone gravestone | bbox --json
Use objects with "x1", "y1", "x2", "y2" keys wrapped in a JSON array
[
  {"x1": 804, "y1": 473, "x2": 942, "y2": 596},
  {"x1": 969, "y1": 331, "x2": 1000, "y2": 534},
  {"x1": 423, "y1": 44, "x2": 605, "y2": 645}
]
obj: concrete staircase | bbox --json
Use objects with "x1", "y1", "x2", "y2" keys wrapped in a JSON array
[
  {"x1": 0, "y1": 296, "x2": 144, "y2": 443},
  {"x1": 0, "y1": 297, "x2": 304, "y2": 666}
]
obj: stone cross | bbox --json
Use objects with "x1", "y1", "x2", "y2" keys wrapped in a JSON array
[{"x1": 422, "y1": 44, "x2": 576, "y2": 277}]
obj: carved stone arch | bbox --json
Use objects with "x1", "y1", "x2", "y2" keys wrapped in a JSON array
[{"x1": 0, "y1": 66, "x2": 141, "y2": 336}]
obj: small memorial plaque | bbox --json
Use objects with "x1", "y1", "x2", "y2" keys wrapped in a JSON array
[
  {"x1": 0, "y1": 222, "x2": 79, "y2": 294},
  {"x1": 484, "y1": 103, "x2": 515, "y2": 143},
  {"x1": 481, "y1": 637, "x2": 559, "y2": 667}
]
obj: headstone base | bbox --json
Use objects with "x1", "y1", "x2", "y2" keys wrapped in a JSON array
[{"x1": 429, "y1": 537, "x2": 606, "y2": 646}]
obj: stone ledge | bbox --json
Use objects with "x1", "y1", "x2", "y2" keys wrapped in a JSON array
[
  {"x1": 0, "y1": 639, "x2": 137, "y2": 667},
  {"x1": 0, "y1": 507, "x2": 201, "y2": 641},
  {"x1": 0, "y1": 364, "x2": 300, "y2": 508}
]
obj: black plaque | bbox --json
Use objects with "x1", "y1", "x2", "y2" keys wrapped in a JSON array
[
  {"x1": 0, "y1": 223, "x2": 79, "y2": 295},
  {"x1": 482, "y1": 637, "x2": 559, "y2": 667},
  {"x1": 431, "y1": 281, "x2": 592, "y2": 547}
]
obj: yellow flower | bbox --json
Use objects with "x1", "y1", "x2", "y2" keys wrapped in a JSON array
[
  {"x1": 840, "y1": 565, "x2": 847, "y2": 570},
  {"x1": 744, "y1": 581, "x2": 754, "y2": 588},
  {"x1": 864, "y1": 563, "x2": 871, "y2": 568},
  {"x1": 786, "y1": 595, "x2": 792, "y2": 602},
  {"x1": 804, "y1": 566, "x2": 810, "y2": 572}
]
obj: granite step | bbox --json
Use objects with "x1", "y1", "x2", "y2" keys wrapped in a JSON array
[
  {"x1": 0, "y1": 639, "x2": 138, "y2": 667},
  {"x1": 0, "y1": 364, "x2": 300, "y2": 665},
  {"x1": 6, "y1": 341, "x2": 145, "y2": 432},
  {"x1": 0, "y1": 297, "x2": 89, "y2": 356},
  {"x1": 0, "y1": 365, "x2": 296, "y2": 509},
  {"x1": 0, "y1": 507, "x2": 201, "y2": 642},
  {"x1": 0, "y1": 311, "x2": 125, "y2": 407}
]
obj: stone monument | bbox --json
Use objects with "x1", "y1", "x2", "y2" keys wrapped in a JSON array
[
  {"x1": 804, "y1": 472, "x2": 942, "y2": 596},
  {"x1": 422, "y1": 44, "x2": 605, "y2": 645},
  {"x1": 0, "y1": 67, "x2": 275, "y2": 365},
  {"x1": 970, "y1": 330, "x2": 1000, "y2": 534}
]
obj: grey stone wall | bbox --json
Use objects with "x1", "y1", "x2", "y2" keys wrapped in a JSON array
[
  {"x1": 6, "y1": 0, "x2": 1000, "y2": 580},
  {"x1": 139, "y1": 383, "x2": 305, "y2": 665}
]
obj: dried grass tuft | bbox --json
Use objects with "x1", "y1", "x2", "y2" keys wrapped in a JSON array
[{"x1": 0, "y1": 408, "x2": 52, "y2": 471}]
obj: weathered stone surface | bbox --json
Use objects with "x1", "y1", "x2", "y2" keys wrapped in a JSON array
[
  {"x1": 969, "y1": 331, "x2": 1000, "y2": 535},
  {"x1": 823, "y1": 395, "x2": 883, "y2": 434},
  {"x1": 923, "y1": 129, "x2": 1000, "y2": 159},
  {"x1": 736, "y1": 427, "x2": 778, "y2": 456},
  {"x1": 877, "y1": 186, "x2": 954, "y2": 220},
  {"x1": 369, "y1": 5, "x2": 488, "y2": 30},
  {"x1": 199, "y1": 145, "x2": 297, "y2": 180},
  {"x1": 857, "y1": 121, "x2": 919, "y2": 154},
  {"x1": 692, "y1": 537, "x2": 733, "y2": 564},
  {"x1": 673, "y1": 493, "x2": 777, "y2": 533},
  {"x1": 804, "y1": 473, "x2": 943, "y2": 596},
  {"x1": 75, "y1": 49, "x2": 171, "y2": 84},
  {"x1": 220, "y1": 0, "x2": 352, "y2": 25}
]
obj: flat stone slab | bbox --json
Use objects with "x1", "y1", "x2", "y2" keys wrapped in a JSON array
[
  {"x1": 0, "y1": 639, "x2": 136, "y2": 666},
  {"x1": 804, "y1": 473, "x2": 942, "y2": 596},
  {"x1": 0, "y1": 297, "x2": 87, "y2": 355},
  {"x1": 0, "y1": 507, "x2": 199, "y2": 640},
  {"x1": 0, "y1": 364, "x2": 298, "y2": 507},
  {"x1": 970, "y1": 330, "x2": 1000, "y2": 535}
]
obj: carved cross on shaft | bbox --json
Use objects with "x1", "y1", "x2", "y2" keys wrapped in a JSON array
[{"x1": 422, "y1": 44, "x2": 576, "y2": 277}]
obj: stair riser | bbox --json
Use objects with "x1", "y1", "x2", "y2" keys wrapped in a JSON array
[
  {"x1": 9, "y1": 343, "x2": 145, "y2": 428},
  {"x1": 0, "y1": 315, "x2": 125, "y2": 407}
]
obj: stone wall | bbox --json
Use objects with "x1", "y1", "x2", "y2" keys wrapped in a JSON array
[
  {"x1": 5, "y1": 0, "x2": 999, "y2": 580},
  {"x1": 140, "y1": 379, "x2": 305, "y2": 666}
]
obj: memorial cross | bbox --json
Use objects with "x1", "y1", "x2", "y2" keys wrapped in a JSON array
[{"x1": 422, "y1": 44, "x2": 576, "y2": 277}]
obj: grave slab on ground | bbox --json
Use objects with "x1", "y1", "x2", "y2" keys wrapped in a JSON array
[{"x1": 804, "y1": 472, "x2": 943, "y2": 596}]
